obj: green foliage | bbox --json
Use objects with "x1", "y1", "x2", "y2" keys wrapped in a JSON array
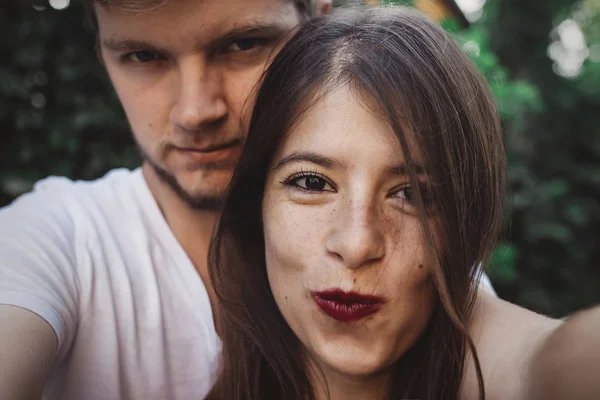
[
  {"x1": 457, "y1": 0, "x2": 600, "y2": 316},
  {"x1": 381, "y1": 0, "x2": 415, "y2": 6},
  {"x1": 488, "y1": 243, "x2": 519, "y2": 284},
  {"x1": 0, "y1": 1, "x2": 138, "y2": 206},
  {"x1": 455, "y1": 25, "x2": 544, "y2": 131}
]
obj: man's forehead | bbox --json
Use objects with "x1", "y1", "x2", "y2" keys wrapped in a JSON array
[{"x1": 95, "y1": 0, "x2": 301, "y2": 42}]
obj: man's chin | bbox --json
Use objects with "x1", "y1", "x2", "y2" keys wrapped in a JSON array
[
  {"x1": 150, "y1": 163, "x2": 230, "y2": 211},
  {"x1": 176, "y1": 190, "x2": 223, "y2": 211}
]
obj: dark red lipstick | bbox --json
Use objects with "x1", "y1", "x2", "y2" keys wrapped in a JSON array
[{"x1": 312, "y1": 289, "x2": 384, "y2": 322}]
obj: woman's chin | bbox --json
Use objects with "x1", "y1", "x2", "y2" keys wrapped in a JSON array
[{"x1": 310, "y1": 341, "x2": 394, "y2": 380}]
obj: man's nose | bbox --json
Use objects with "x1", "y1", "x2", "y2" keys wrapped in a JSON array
[{"x1": 171, "y1": 57, "x2": 228, "y2": 132}]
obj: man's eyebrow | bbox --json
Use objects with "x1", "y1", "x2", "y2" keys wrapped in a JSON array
[
  {"x1": 273, "y1": 151, "x2": 346, "y2": 171},
  {"x1": 215, "y1": 21, "x2": 296, "y2": 45},
  {"x1": 101, "y1": 22, "x2": 293, "y2": 53},
  {"x1": 101, "y1": 37, "x2": 164, "y2": 52}
]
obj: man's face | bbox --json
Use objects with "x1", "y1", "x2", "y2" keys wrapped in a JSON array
[{"x1": 96, "y1": 0, "x2": 302, "y2": 209}]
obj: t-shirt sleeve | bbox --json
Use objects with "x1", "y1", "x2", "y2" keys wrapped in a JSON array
[
  {"x1": 0, "y1": 183, "x2": 81, "y2": 361},
  {"x1": 479, "y1": 271, "x2": 497, "y2": 296}
]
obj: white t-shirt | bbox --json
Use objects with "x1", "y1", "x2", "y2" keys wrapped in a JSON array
[{"x1": 0, "y1": 168, "x2": 221, "y2": 400}]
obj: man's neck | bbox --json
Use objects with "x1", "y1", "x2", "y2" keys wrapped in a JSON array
[{"x1": 142, "y1": 164, "x2": 219, "y2": 323}]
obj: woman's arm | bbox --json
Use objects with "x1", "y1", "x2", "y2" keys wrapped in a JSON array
[
  {"x1": 463, "y1": 292, "x2": 560, "y2": 400},
  {"x1": 527, "y1": 306, "x2": 600, "y2": 399},
  {"x1": 466, "y1": 293, "x2": 600, "y2": 399}
]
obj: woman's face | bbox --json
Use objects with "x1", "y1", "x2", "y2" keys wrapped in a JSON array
[{"x1": 262, "y1": 85, "x2": 437, "y2": 380}]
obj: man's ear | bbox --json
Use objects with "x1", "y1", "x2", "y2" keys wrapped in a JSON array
[{"x1": 317, "y1": 0, "x2": 332, "y2": 15}]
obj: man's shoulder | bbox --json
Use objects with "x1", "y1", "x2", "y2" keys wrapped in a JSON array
[
  {"x1": 31, "y1": 167, "x2": 141, "y2": 199},
  {"x1": 0, "y1": 167, "x2": 151, "y2": 249},
  {"x1": 3, "y1": 168, "x2": 142, "y2": 217}
]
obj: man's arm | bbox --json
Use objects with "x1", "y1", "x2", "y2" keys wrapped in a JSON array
[
  {"x1": 0, "y1": 305, "x2": 57, "y2": 400},
  {"x1": 527, "y1": 306, "x2": 600, "y2": 399}
]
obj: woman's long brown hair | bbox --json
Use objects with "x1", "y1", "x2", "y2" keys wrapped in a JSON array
[{"x1": 209, "y1": 6, "x2": 505, "y2": 400}]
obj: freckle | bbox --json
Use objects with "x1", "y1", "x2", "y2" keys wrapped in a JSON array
[
  {"x1": 353, "y1": 278, "x2": 356, "y2": 284},
  {"x1": 285, "y1": 296, "x2": 288, "y2": 300},
  {"x1": 148, "y1": 122, "x2": 152, "y2": 128}
]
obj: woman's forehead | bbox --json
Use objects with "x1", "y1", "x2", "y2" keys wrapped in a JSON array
[{"x1": 276, "y1": 85, "x2": 424, "y2": 168}]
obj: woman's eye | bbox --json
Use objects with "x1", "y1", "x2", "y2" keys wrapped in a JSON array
[
  {"x1": 392, "y1": 184, "x2": 432, "y2": 207},
  {"x1": 287, "y1": 175, "x2": 335, "y2": 192},
  {"x1": 393, "y1": 186, "x2": 414, "y2": 202},
  {"x1": 126, "y1": 50, "x2": 163, "y2": 63}
]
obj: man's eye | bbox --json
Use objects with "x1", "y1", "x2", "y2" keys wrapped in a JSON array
[
  {"x1": 228, "y1": 38, "x2": 265, "y2": 52},
  {"x1": 125, "y1": 50, "x2": 163, "y2": 63}
]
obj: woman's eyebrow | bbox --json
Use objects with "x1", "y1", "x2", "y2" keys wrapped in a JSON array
[
  {"x1": 273, "y1": 151, "x2": 346, "y2": 171},
  {"x1": 389, "y1": 163, "x2": 425, "y2": 176}
]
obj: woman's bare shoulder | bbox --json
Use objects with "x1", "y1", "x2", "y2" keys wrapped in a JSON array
[{"x1": 461, "y1": 292, "x2": 562, "y2": 400}]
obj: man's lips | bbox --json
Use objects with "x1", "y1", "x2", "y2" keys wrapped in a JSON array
[
  {"x1": 173, "y1": 139, "x2": 242, "y2": 165},
  {"x1": 312, "y1": 289, "x2": 384, "y2": 323},
  {"x1": 178, "y1": 139, "x2": 242, "y2": 153}
]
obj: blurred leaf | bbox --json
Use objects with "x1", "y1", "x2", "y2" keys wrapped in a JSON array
[{"x1": 488, "y1": 243, "x2": 519, "y2": 283}]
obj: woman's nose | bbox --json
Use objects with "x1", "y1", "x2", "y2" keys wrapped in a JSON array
[{"x1": 324, "y1": 202, "x2": 386, "y2": 269}]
